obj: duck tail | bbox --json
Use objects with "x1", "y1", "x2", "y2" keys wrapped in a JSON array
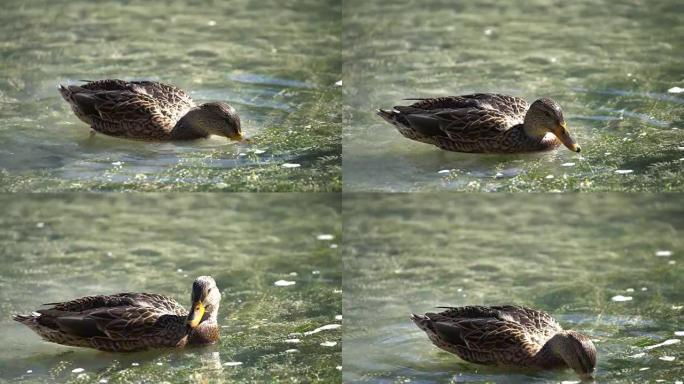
[
  {"x1": 12, "y1": 312, "x2": 40, "y2": 326},
  {"x1": 58, "y1": 84, "x2": 71, "y2": 100},
  {"x1": 410, "y1": 313, "x2": 432, "y2": 330},
  {"x1": 376, "y1": 108, "x2": 403, "y2": 126}
]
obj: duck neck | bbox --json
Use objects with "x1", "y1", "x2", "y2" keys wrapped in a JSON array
[
  {"x1": 172, "y1": 109, "x2": 210, "y2": 140},
  {"x1": 531, "y1": 334, "x2": 568, "y2": 370},
  {"x1": 189, "y1": 316, "x2": 219, "y2": 345},
  {"x1": 522, "y1": 119, "x2": 549, "y2": 141}
]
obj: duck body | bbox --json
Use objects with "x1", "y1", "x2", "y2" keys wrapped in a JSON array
[
  {"x1": 13, "y1": 276, "x2": 221, "y2": 352},
  {"x1": 59, "y1": 79, "x2": 242, "y2": 141},
  {"x1": 378, "y1": 93, "x2": 580, "y2": 153},
  {"x1": 411, "y1": 305, "x2": 596, "y2": 378}
]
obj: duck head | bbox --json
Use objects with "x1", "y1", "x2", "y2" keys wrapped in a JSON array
[
  {"x1": 187, "y1": 276, "x2": 221, "y2": 329},
  {"x1": 523, "y1": 98, "x2": 581, "y2": 153},
  {"x1": 547, "y1": 330, "x2": 597, "y2": 380},
  {"x1": 183, "y1": 102, "x2": 243, "y2": 141}
]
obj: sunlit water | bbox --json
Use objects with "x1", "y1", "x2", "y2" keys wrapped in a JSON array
[
  {"x1": 343, "y1": 0, "x2": 684, "y2": 192},
  {"x1": 0, "y1": 0, "x2": 341, "y2": 192},
  {"x1": 343, "y1": 194, "x2": 683, "y2": 383},
  {"x1": 0, "y1": 194, "x2": 341, "y2": 383}
]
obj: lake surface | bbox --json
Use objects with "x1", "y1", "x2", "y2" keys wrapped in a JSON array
[
  {"x1": 343, "y1": 194, "x2": 683, "y2": 383},
  {"x1": 343, "y1": 0, "x2": 684, "y2": 192},
  {"x1": 0, "y1": 194, "x2": 341, "y2": 383},
  {"x1": 0, "y1": 0, "x2": 341, "y2": 192}
]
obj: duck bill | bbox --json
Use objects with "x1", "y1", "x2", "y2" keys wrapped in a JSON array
[
  {"x1": 187, "y1": 301, "x2": 205, "y2": 328},
  {"x1": 229, "y1": 133, "x2": 244, "y2": 142},
  {"x1": 554, "y1": 123, "x2": 581, "y2": 153}
]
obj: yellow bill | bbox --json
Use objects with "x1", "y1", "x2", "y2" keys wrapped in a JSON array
[
  {"x1": 554, "y1": 123, "x2": 581, "y2": 153},
  {"x1": 187, "y1": 301, "x2": 205, "y2": 328}
]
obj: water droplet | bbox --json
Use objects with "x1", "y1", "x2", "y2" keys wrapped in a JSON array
[
  {"x1": 645, "y1": 339, "x2": 680, "y2": 350},
  {"x1": 274, "y1": 280, "x2": 295, "y2": 287},
  {"x1": 305, "y1": 323, "x2": 342, "y2": 335}
]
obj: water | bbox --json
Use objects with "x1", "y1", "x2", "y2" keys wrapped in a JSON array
[
  {"x1": 343, "y1": 0, "x2": 684, "y2": 192},
  {"x1": 0, "y1": 0, "x2": 342, "y2": 192},
  {"x1": 0, "y1": 193, "x2": 341, "y2": 383},
  {"x1": 343, "y1": 194, "x2": 683, "y2": 383}
]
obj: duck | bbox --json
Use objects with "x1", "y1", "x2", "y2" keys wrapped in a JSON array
[
  {"x1": 378, "y1": 93, "x2": 581, "y2": 153},
  {"x1": 59, "y1": 79, "x2": 243, "y2": 141},
  {"x1": 411, "y1": 305, "x2": 596, "y2": 380},
  {"x1": 12, "y1": 276, "x2": 220, "y2": 352}
]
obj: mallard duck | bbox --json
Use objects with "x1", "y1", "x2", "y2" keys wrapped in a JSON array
[
  {"x1": 59, "y1": 79, "x2": 242, "y2": 141},
  {"x1": 378, "y1": 94, "x2": 581, "y2": 153},
  {"x1": 12, "y1": 276, "x2": 220, "y2": 352},
  {"x1": 411, "y1": 305, "x2": 596, "y2": 380}
]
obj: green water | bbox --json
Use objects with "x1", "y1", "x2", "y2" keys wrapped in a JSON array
[
  {"x1": 0, "y1": 194, "x2": 341, "y2": 383},
  {"x1": 0, "y1": 0, "x2": 341, "y2": 192},
  {"x1": 343, "y1": 194, "x2": 683, "y2": 383},
  {"x1": 343, "y1": 0, "x2": 684, "y2": 192}
]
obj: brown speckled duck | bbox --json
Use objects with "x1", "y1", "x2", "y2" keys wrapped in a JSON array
[
  {"x1": 13, "y1": 276, "x2": 220, "y2": 352},
  {"x1": 378, "y1": 94, "x2": 581, "y2": 153},
  {"x1": 59, "y1": 79, "x2": 242, "y2": 141},
  {"x1": 411, "y1": 305, "x2": 596, "y2": 380}
]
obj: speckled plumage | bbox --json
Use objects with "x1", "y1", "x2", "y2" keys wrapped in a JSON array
[
  {"x1": 13, "y1": 276, "x2": 221, "y2": 352},
  {"x1": 411, "y1": 305, "x2": 596, "y2": 378},
  {"x1": 59, "y1": 79, "x2": 242, "y2": 141},
  {"x1": 378, "y1": 93, "x2": 580, "y2": 153}
]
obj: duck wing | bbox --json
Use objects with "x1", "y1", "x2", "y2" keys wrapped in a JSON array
[
  {"x1": 405, "y1": 93, "x2": 528, "y2": 118},
  {"x1": 392, "y1": 94, "x2": 526, "y2": 141},
  {"x1": 422, "y1": 313, "x2": 534, "y2": 366},
  {"x1": 37, "y1": 306, "x2": 184, "y2": 341},
  {"x1": 70, "y1": 89, "x2": 176, "y2": 136},
  {"x1": 434, "y1": 305, "x2": 561, "y2": 350},
  {"x1": 44, "y1": 293, "x2": 186, "y2": 316},
  {"x1": 79, "y1": 80, "x2": 195, "y2": 116},
  {"x1": 37, "y1": 293, "x2": 187, "y2": 341}
]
